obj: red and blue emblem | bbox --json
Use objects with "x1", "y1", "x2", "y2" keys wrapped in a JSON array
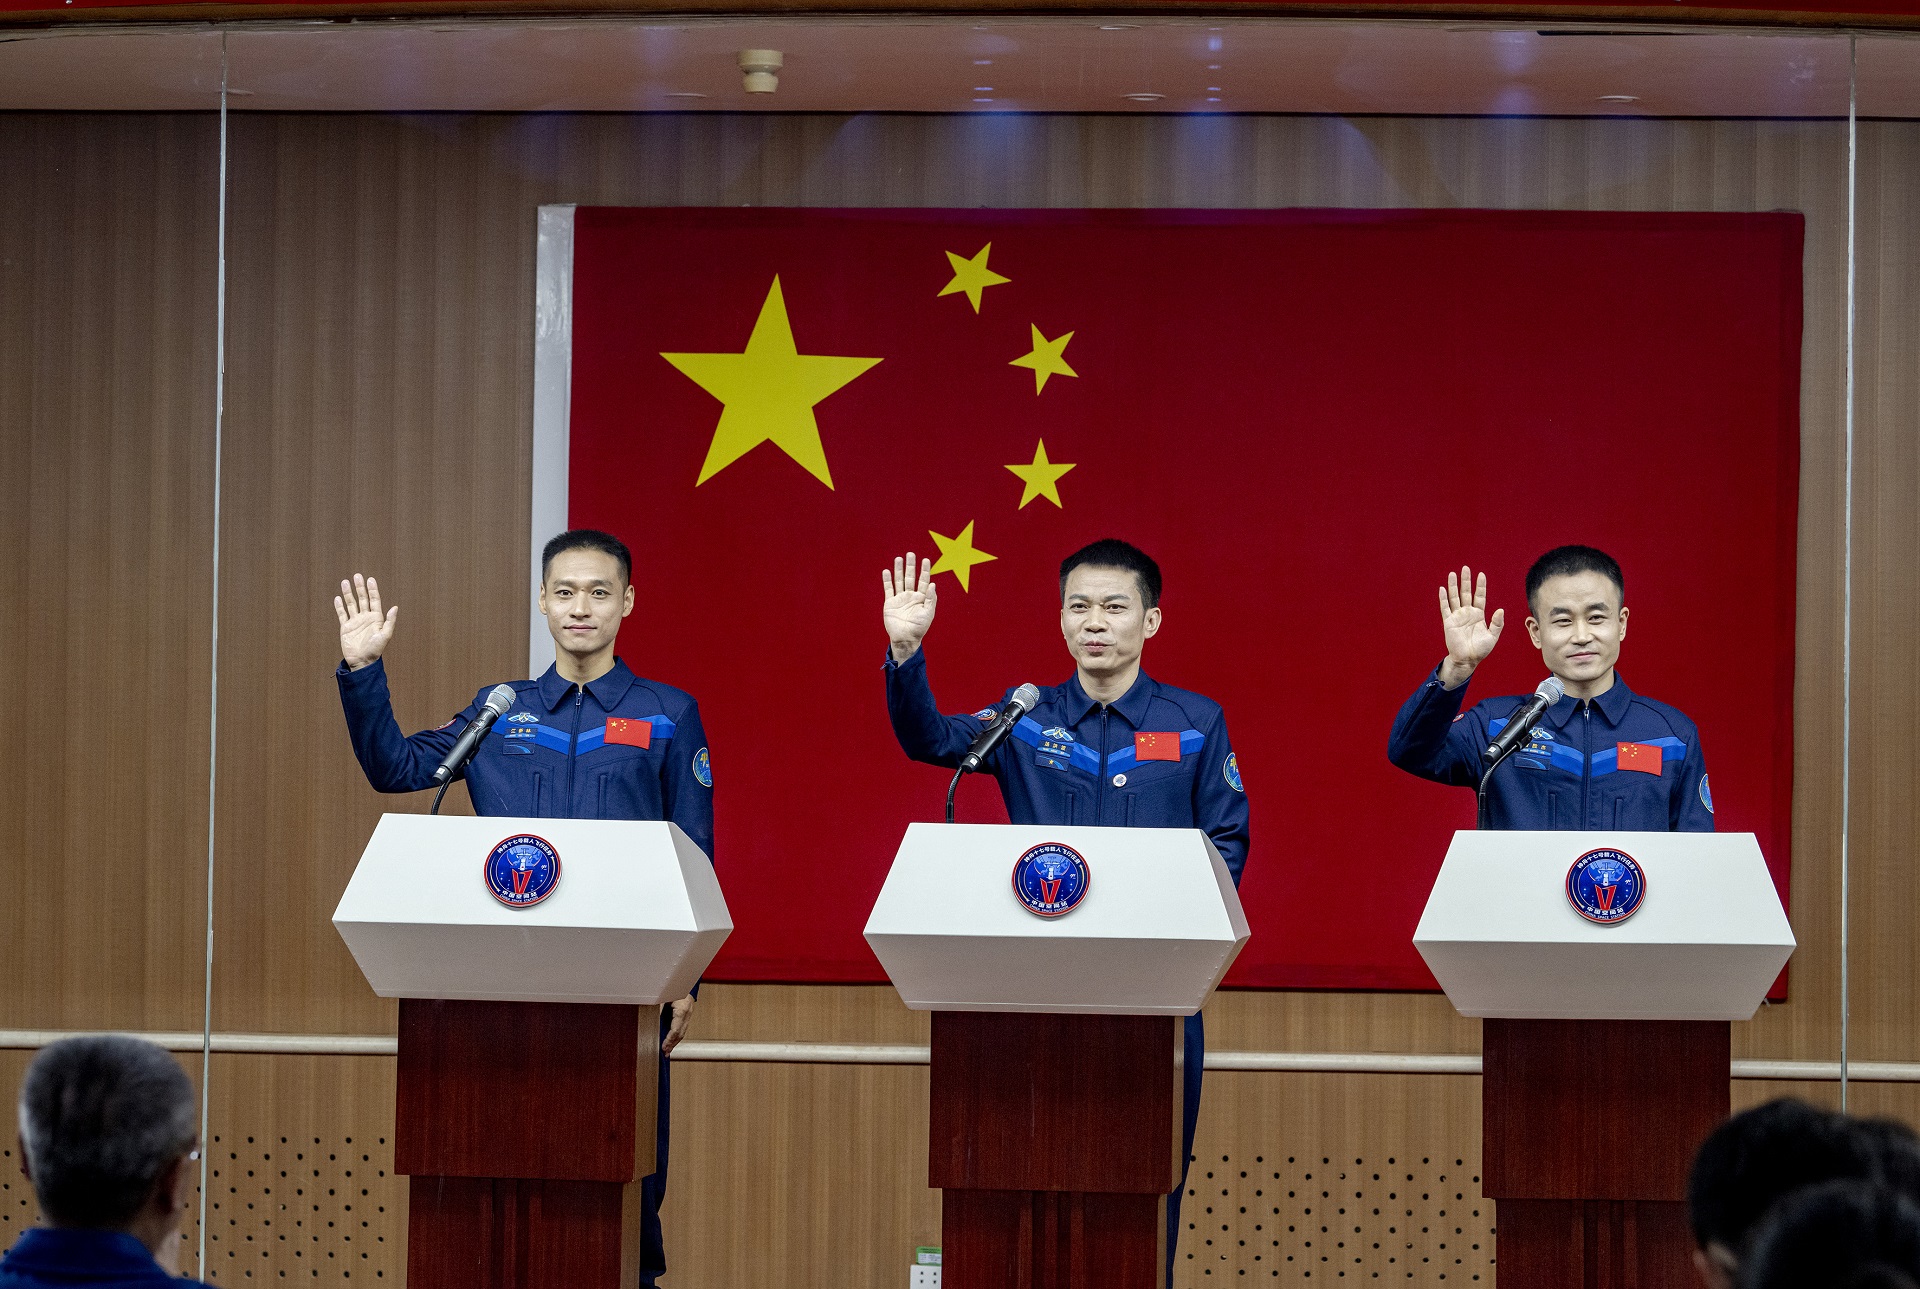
[
  {"x1": 485, "y1": 834, "x2": 562, "y2": 908},
  {"x1": 1011, "y1": 841, "x2": 1090, "y2": 918},
  {"x1": 1566, "y1": 847, "x2": 1646, "y2": 925}
]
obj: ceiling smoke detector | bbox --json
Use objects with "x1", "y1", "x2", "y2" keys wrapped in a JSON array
[{"x1": 739, "y1": 49, "x2": 783, "y2": 94}]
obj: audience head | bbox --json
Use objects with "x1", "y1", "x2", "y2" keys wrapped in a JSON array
[
  {"x1": 1737, "y1": 1178, "x2": 1920, "y2": 1289},
  {"x1": 17, "y1": 1035, "x2": 198, "y2": 1245},
  {"x1": 1689, "y1": 1099, "x2": 1881, "y2": 1288}
]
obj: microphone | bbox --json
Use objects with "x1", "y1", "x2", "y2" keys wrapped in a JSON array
[
  {"x1": 1482, "y1": 675, "x2": 1567, "y2": 768},
  {"x1": 432, "y1": 684, "x2": 519, "y2": 786},
  {"x1": 959, "y1": 683, "x2": 1040, "y2": 774}
]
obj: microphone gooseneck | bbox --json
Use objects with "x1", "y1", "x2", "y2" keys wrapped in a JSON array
[
  {"x1": 1476, "y1": 675, "x2": 1567, "y2": 829},
  {"x1": 947, "y1": 682, "x2": 1040, "y2": 822},
  {"x1": 431, "y1": 683, "x2": 519, "y2": 794}
]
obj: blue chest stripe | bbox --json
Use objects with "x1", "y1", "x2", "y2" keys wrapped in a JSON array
[
  {"x1": 1488, "y1": 719, "x2": 1685, "y2": 776},
  {"x1": 1011, "y1": 717, "x2": 1205, "y2": 777},
  {"x1": 517, "y1": 715, "x2": 677, "y2": 756}
]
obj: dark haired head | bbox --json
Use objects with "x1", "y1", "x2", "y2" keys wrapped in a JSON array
[
  {"x1": 1738, "y1": 1179, "x2": 1920, "y2": 1289},
  {"x1": 1059, "y1": 539, "x2": 1162, "y2": 609},
  {"x1": 542, "y1": 529, "x2": 632, "y2": 585},
  {"x1": 20, "y1": 1035, "x2": 198, "y2": 1229},
  {"x1": 1690, "y1": 1100, "x2": 1879, "y2": 1257},
  {"x1": 1524, "y1": 545, "x2": 1624, "y2": 615}
]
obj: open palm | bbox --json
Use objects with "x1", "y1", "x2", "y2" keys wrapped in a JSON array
[
  {"x1": 1439, "y1": 566, "x2": 1504, "y2": 667},
  {"x1": 882, "y1": 552, "x2": 938, "y2": 660},
  {"x1": 334, "y1": 573, "x2": 399, "y2": 670}
]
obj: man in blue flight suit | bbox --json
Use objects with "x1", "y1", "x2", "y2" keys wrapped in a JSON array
[
  {"x1": 1388, "y1": 545, "x2": 1713, "y2": 831},
  {"x1": 332, "y1": 528, "x2": 711, "y2": 1288},
  {"x1": 880, "y1": 537, "x2": 1250, "y2": 1282}
]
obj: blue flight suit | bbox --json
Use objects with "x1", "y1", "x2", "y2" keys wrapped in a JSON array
[
  {"x1": 1387, "y1": 667, "x2": 1714, "y2": 831},
  {"x1": 337, "y1": 656, "x2": 713, "y2": 1287},
  {"x1": 0, "y1": 1228, "x2": 208, "y2": 1287},
  {"x1": 884, "y1": 648, "x2": 1251, "y2": 1280}
]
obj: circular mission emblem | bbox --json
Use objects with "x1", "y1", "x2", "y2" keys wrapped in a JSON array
[
  {"x1": 1011, "y1": 842, "x2": 1091, "y2": 918},
  {"x1": 484, "y1": 834, "x2": 562, "y2": 909},
  {"x1": 1565, "y1": 847, "x2": 1646, "y2": 925}
]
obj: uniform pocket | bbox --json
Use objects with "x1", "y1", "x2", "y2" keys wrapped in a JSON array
[
  {"x1": 1547, "y1": 790, "x2": 1560, "y2": 829},
  {"x1": 597, "y1": 773, "x2": 609, "y2": 817},
  {"x1": 1124, "y1": 794, "x2": 1137, "y2": 827},
  {"x1": 1064, "y1": 790, "x2": 1077, "y2": 826},
  {"x1": 532, "y1": 771, "x2": 545, "y2": 817},
  {"x1": 1612, "y1": 797, "x2": 1625, "y2": 829}
]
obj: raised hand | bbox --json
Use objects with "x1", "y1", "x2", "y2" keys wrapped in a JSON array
[
  {"x1": 1438, "y1": 565, "x2": 1503, "y2": 689},
  {"x1": 334, "y1": 573, "x2": 399, "y2": 671},
  {"x1": 882, "y1": 552, "x2": 938, "y2": 663}
]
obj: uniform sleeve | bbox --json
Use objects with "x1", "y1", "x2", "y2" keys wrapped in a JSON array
[
  {"x1": 1672, "y1": 725, "x2": 1715, "y2": 833},
  {"x1": 883, "y1": 649, "x2": 1001, "y2": 772},
  {"x1": 335, "y1": 659, "x2": 476, "y2": 794},
  {"x1": 1193, "y1": 709, "x2": 1250, "y2": 887},
  {"x1": 1386, "y1": 666, "x2": 1488, "y2": 788},
  {"x1": 662, "y1": 698, "x2": 716, "y2": 864}
]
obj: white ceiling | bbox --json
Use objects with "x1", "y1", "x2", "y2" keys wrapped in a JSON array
[{"x1": 0, "y1": 15, "x2": 1915, "y2": 117}]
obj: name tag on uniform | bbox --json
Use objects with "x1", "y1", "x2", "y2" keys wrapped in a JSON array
[
  {"x1": 1135, "y1": 731, "x2": 1181, "y2": 762},
  {"x1": 1617, "y1": 742, "x2": 1663, "y2": 775},
  {"x1": 606, "y1": 717, "x2": 652, "y2": 749}
]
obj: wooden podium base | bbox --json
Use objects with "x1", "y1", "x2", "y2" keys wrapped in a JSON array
[
  {"x1": 930, "y1": 1012, "x2": 1181, "y2": 1289},
  {"x1": 1482, "y1": 1018, "x2": 1728, "y2": 1289},
  {"x1": 395, "y1": 999, "x2": 656, "y2": 1289}
]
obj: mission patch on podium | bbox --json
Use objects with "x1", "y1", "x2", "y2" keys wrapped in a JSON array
[
  {"x1": 484, "y1": 834, "x2": 562, "y2": 908},
  {"x1": 1011, "y1": 841, "x2": 1090, "y2": 918},
  {"x1": 1565, "y1": 847, "x2": 1646, "y2": 925}
]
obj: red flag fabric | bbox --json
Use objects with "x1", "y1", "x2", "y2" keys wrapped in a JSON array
[
  {"x1": 1135, "y1": 732, "x2": 1183, "y2": 762},
  {"x1": 566, "y1": 207, "x2": 1799, "y2": 989},
  {"x1": 1617, "y1": 741, "x2": 1665, "y2": 775},
  {"x1": 604, "y1": 717, "x2": 652, "y2": 750}
]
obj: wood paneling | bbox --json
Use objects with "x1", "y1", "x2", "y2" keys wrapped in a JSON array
[{"x1": 0, "y1": 115, "x2": 218, "y2": 1032}]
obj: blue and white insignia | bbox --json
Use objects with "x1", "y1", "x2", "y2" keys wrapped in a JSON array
[
  {"x1": 693, "y1": 747, "x2": 713, "y2": 788},
  {"x1": 1011, "y1": 842, "x2": 1090, "y2": 918},
  {"x1": 1224, "y1": 752, "x2": 1243, "y2": 793},
  {"x1": 1534, "y1": 728, "x2": 1555, "y2": 741},
  {"x1": 1700, "y1": 774, "x2": 1713, "y2": 814},
  {"x1": 484, "y1": 834, "x2": 561, "y2": 908},
  {"x1": 1565, "y1": 848, "x2": 1646, "y2": 925},
  {"x1": 972, "y1": 707, "x2": 998, "y2": 722},
  {"x1": 1042, "y1": 727, "x2": 1075, "y2": 743},
  {"x1": 506, "y1": 711, "x2": 539, "y2": 724}
]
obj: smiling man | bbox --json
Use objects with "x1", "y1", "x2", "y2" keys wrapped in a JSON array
[
  {"x1": 881, "y1": 537, "x2": 1250, "y2": 1280},
  {"x1": 1387, "y1": 544, "x2": 1712, "y2": 831},
  {"x1": 332, "y1": 528, "x2": 711, "y2": 1289}
]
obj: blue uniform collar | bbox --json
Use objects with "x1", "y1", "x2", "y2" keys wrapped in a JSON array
[
  {"x1": 535, "y1": 658, "x2": 637, "y2": 713},
  {"x1": 1544, "y1": 672, "x2": 1634, "y2": 730},
  {"x1": 2, "y1": 1226, "x2": 177, "y2": 1279},
  {"x1": 1061, "y1": 669, "x2": 1156, "y2": 729}
]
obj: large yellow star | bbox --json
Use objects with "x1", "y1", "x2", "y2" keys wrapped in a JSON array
[
  {"x1": 1006, "y1": 439, "x2": 1076, "y2": 509},
  {"x1": 1010, "y1": 325, "x2": 1077, "y2": 394},
  {"x1": 927, "y1": 520, "x2": 997, "y2": 592},
  {"x1": 661, "y1": 277, "x2": 882, "y2": 489},
  {"x1": 937, "y1": 243, "x2": 1011, "y2": 313}
]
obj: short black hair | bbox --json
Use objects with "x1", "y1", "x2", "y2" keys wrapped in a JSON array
[
  {"x1": 541, "y1": 529, "x2": 631, "y2": 584},
  {"x1": 20, "y1": 1035, "x2": 198, "y2": 1229},
  {"x1": 1059, "y1": 539, "x2": 1162, "y2": 609},
  {"x1": 1525, "y1": 544, "x2": 1625, "y2": 614},
  {"x1": 1689, "y1": 1098, "x2": 1878, "y2": 1255},
  {"x1": 1740, "y1": 1179, "x2": 1920, "y2": 1289}
]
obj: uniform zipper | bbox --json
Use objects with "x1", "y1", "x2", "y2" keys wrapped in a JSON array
[
  {"x1": 566, "y1": 686, "x2": 584, "y2": 818},
  {"x1": 1097, "y1": 706, "x2": 1111, "y2": 825},
  {"x1": 1581, "y1": 702, "x2": 1592, "y2": 828}
]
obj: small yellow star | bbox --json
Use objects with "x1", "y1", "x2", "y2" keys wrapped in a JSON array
[
  {"x1": 927, "y1": 520, "x2": 998, "y2": 592},
  {"x1": 1010, "y1": 325, "x2": 1077, "y2": 394},
  {"x1": 661, "y1": 276, "x2": 882, "y2": 490},
  {"x1": 1006, "y1": 440, "x2": 1076, "y2": 509},
  {"x1": 937, "y1": 243, "x2": 1012, "y2": 313}
]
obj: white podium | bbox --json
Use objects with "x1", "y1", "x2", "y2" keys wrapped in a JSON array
[
  {"x1": 865, "y1": 823, "x2": 1249, "y2": 1289},
  {"x1": 1413, "y1": 829, "x2": 1795, "y2": 1020},
  {"x1": 331, "y1": 813, "x2": 730, "y2": 1289},
  {"x1": 864, "y1": 822, "x2": 1249, "y2": 1014},
  {"x1": 1411, "y1": 830, "x2": 1795, "y2": 1289}
]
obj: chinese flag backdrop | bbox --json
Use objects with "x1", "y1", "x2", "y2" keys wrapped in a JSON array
[{"x1": 566, "y1": 206, "x2": 1800, "y2": 990}]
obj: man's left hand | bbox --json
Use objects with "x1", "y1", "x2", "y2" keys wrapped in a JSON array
[{"x1": 663, "y1": 994, "x2": 696, "y2": 1055}]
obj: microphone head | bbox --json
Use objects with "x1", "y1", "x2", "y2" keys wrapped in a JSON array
[
  {"x1": 1009, "y1": 683, "x2": 1041, "y2": 715},
  {"x1": 483, "y1": 684, "x2": 518, "y2": 717},
  {"x1": 1536, "y1": 675, "x2": 1566, "y2": 704}
]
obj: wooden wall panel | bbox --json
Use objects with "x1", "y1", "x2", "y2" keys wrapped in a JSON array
[{"x1": 0, "y1": 115, "x2": 218, "y2": 1032}]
